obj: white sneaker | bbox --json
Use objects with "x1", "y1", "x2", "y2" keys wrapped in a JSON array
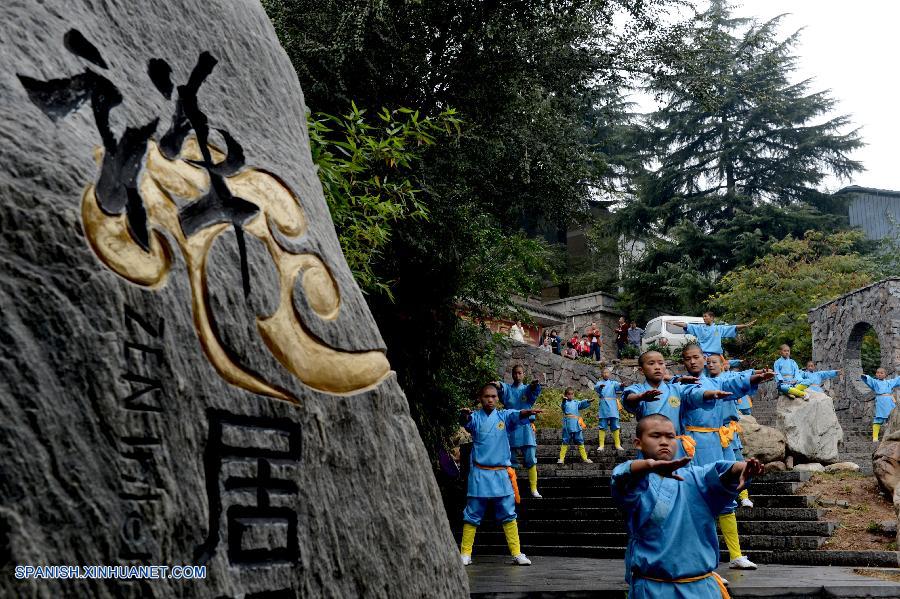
[
  {"x1": 583, "y1": 458, "x2": 593, "y2": 464},
  {"x1": 557, "y1": 458, "x2": 564, "y2": 464},
  {"x1": 597, "y1": 446, "x2": 605, "y2": 453},
  {"x1": 531, "y1": 490, "x2": 542, "y2": 499},
  {"x1": 803, "y1": 393, "x2": 810, "y2": 401},
  {"x1": 461, "y1": 554, "x2": 472, "y2": 566},
  {"x1": 615, "y1": 446, "x2": 624, "y2": 452},
  {"x1": 729, "y1": 556, "x2": 757, "y2": 570},
  {"x1": 511, "y1": 553, "x2": 532, "y2": 566},
  {"x1": 740, "y1": 497, "x2": 754, "y2": 508}
]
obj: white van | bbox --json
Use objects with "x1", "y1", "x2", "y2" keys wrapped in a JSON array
[{"x1": 641, "y1": 315, "x2": 705, "y2": 352}]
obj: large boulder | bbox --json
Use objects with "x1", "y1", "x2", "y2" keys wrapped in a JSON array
[
  {"x1": 776, "y1": 390, "x2": 843, "y2": 464},
  {"x1": 874, "y1": 441, "x2": 900, "y2": 496},
  {"x1": 0, "y1": 3, "x2": 466, "y2": 598},
  {"x1": 881, "y1": 407, "x2": 900, "y2": 442},
  {"x1": 739, "y1": 414, "x2": 786, "y2": 463}
]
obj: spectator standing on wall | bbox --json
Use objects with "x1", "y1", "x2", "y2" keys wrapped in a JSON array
[
  {"x1": 615, "y1": 317, "x2": 629, "y2": 358},
  {"x1": 627, "y1": 321, "x2": 644, "y2": 349},
  {"x1": 549, "y1": 330, "x2": 562, "y2": 355},
  {"x1": 585, "y1": 322, "x2": 603, "y2": 361},
  {"x1": 509, "y1": 320, "x2": 525, "y2": 343},
  {"x1": 539, "y1": 336, "x2": 552, "y2": 352}
]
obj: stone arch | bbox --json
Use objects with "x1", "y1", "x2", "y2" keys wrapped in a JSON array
[{"x1": 808, "y1": 278, "x2": 900, "y2": 424}]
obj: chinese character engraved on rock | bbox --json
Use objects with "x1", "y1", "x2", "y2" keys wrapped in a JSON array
[
  {"x1": 194, "y1": 410, "x2": 302, "y2": 565},
  {"x1": 18, "y1": 30, "x2": 390, "y2": 402}
]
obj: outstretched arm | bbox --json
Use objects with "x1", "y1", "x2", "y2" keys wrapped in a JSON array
[
  {"x1": 671, "y1": 321, "x2": 688, "y2": 329},
  {"x1": 628, "y1": 456, "x2": 693, "y2": 481},
  {"x1": 750, "y1": 369, "x2": 775, "y2": 386},
  {"x1": 721, "y1": 458, "x2": 764, "y2": 491},
  {"x1": 735, "y1": 319, "x2": 757, "y2": 330},
  {"x1": 623, "y1": 389, "x2": 663, "y2": 405}
]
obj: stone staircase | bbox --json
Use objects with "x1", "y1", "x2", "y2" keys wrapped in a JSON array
[{"x1": 454, "y1": 425, "x2": 896, "y2": 567}]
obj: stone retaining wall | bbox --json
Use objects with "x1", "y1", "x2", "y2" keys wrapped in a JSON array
[{"x1": 498, "y1": 342, "x2": 683, "y2": 390}]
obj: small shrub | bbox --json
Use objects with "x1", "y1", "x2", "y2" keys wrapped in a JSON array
[{"x1": 533, "y1": 387, "x2": 631, "y2": 429}]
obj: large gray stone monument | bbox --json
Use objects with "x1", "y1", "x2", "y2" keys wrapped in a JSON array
[{"x1": 0, "y1": 1, "x2": 467, "y2": 596}]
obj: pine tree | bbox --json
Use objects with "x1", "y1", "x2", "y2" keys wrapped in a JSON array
[{"x1": 617, "y1": 0, "x2": 864, "y2": 315}]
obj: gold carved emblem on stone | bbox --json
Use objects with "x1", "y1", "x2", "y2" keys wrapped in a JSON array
[{"x1": 81, "y1": 138, "x2": 390, "y2": 402}]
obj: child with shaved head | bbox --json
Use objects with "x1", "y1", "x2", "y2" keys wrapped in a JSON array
[{"x1": 611, "y1": 414, "x2": 763, "y2": 598}]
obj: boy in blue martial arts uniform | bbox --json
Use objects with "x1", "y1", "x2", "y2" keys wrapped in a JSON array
[
  {"x1": 459, "y1": 382, "x2": 543, "y2": 566},
  {"x1": 622, "y1": 351, "x2": 726, "y2": 436},
  {"x1": 774, "y1": 344, "x2": 808, "y2": 399},
  {"x1": 612, "y1": 413, "x2": 764, "y2": 598},
  {"x1": 801, "y1": 361, "x2": 842, "y2": 394},
  {"x1": 558, "y1": 387, "x2": 595, "y2": 463},
  {"x1": 672, "y1": 311, "x2": 756, "y2": 356},
  {"x1": 681, "y1": 347, "x2": 773, "y2": 569},
  {"x1": 724, "y1": 359, "x2": 752, "y2": 415},
  {"x1": 595, "y1": 368, "x2": 624, "y2": 452},
  {"x1": 861, "y1": 367, "x2": 900, "y2": 441},
  {"x1": 497, "y1": 365, "x2": 543, "y2": 498}
]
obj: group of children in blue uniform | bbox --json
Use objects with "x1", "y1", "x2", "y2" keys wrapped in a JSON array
[{"x1": 458, "y1": 313, "x2": 899, "y2": 597}]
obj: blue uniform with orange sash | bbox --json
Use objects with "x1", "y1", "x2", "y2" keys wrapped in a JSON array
[
  {"x1": 562, "y1": 399, "x2": 592, "y2": 444},
  {"x1": 595, "y1": 379, "x2": 623, "y2": 431},
  {"x1": 681, "y1": 372, "x2": 752, "y2": 467},
  {"x1": 462, "y1": 408, "x2": 530, "y2": 525},
  {"x1": 861, "y1": 375, "x2": 900, "y2": 423},
  {"x1": 612, "y1": 460, "x2": 742, "y2": 598}
]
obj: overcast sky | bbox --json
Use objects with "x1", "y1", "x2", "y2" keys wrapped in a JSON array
[{"x1": 730, "y1": 1, "x2": 897, "y2": 193}]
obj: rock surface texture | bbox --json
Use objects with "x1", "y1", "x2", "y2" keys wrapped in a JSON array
[
  {"x1": 0, "y1": 2, "x2": 466, "y2": 597},
  {"x1": 739, "y1": 414, "x2": 786, "y2": 464},
  {"x1": 776, "y1": 391, "x2": 843, "y2": 464}
]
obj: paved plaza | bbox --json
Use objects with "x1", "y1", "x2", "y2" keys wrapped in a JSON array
[{"x1": 467, "y1": 556, "x2": 900, "y2": 598}]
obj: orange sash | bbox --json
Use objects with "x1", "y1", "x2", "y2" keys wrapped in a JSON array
[
  {"x1": 686, "y1": 425, "x2": 734, "y2": 448},
  {"x1": 565, "y1": 414, "x2": 586, "y2": 429},
  {"x1": 639, "y1": 571, "x2": 729, "y2": 598},
  {"x1": 675, "y1": 434, "x2": 696, "y2": 458},
  {"x1": 475, "y1": 463, "x2": 521, "y2": 504}
]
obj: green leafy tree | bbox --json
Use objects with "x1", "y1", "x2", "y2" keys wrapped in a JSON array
[
  {"x1": 617, "y1": 0, "x2": 863, "y2": 316},
  {"x1": 309, "y1": 104, "x2": 460, "y2": 297},
  {"x1": 265, "y1": 0, "x2": 685, "y2": 453},
  {"x1": 709, "y1": 231, "x2": 876, "y2": 364}
]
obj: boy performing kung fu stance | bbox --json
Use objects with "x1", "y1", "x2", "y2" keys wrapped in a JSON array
[
  {"x1": 612, "y1": 414, "x2": 764, "y2": 598},
  {"x1": 861, "y1": 368, "x2": 900, "y2": 442},
  {"x1": 558, "y1": 387, "x2": 595, "y2": 464},
  {"x1": 496, "y1": 365, "x2": 543, "y2": 497},
  {"x1": 459, "y1": 383, "x2": 543, "y2": 566}
]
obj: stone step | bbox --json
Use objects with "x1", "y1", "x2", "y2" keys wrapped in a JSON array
[
  {"x1": 518, "y1": 505, "x2": 823, "y2": 522},
  {"x1": 518, "y1": 480, "x2": 806, "y2": 496},
  {"x1": 465, "y1": 545, "x2": 899, "y2": 567},
  {"x1": 527, "y1": 485, "x2": 813, "y2": 506}
]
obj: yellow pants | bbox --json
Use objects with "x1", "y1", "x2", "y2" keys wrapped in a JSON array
[
  {"x1": 787, "y1": 384, "x2": 808, "y2": 398},
  {"x1": 528, "y1": 465, "x2": 538, "y2": 493},
  {"x1": 874, "y1": 423, "x2": 881, "y2": 442},
  {"x1": 718, "y1": 513, "x2": 742, "y2": 561},
  {"x1": 599, "y1": 429, "x2": 622, "y2": 450},
  {"x1": 558, "y1": 445, "x2": 589, "y2": 461}
]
